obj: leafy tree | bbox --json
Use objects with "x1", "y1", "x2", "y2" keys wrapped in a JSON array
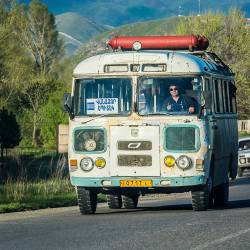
[
  {"x1": 39, "y1": 89, "x2": 68, "y2": 148},
  {"x1": 15, "y1": 0, "x2": 64, "y2": 75},
  {"x1": 175, "y1": 9, "x2": 250, "y2": 118},
  {"x1": 11, "y1": 0, "x2": 65, "y2": 145},
  {"x1": 0, "y1": 107, "x2": 21, "y2": 180}
]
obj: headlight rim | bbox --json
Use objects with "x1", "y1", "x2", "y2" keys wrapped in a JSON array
[
  {"x1": 176, "y1": 155, "x2": 192, "y2": 170},
  {"x1": 80, "y1": 157, "x2": 94, "y2": 172}
]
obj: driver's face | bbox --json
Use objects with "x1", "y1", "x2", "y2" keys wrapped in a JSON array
[{"x1": 169, "y1": 85, "x2": 179, "y2": 97}]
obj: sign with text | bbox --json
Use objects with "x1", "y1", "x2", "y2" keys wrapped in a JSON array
[{"x1": 86, "y1": 98, "x2": 118, "y2": 114}]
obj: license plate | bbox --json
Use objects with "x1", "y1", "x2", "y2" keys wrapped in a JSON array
[{"x1": 120, "y1": 180, "x2": 152, "y2": 187}]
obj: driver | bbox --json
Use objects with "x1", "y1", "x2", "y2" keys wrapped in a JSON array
[{"x1": 163, "y1": 84, "x2": 195, "y2": 113}]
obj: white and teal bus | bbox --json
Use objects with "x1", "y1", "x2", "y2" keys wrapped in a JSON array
[{"x1": 63, "y1": 35, "x2": 238, "y2": 214}]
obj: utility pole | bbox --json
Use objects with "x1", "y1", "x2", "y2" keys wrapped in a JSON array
[
  {"x1": 178, "y1": 5, "x2": 182, "y2": 17},
  {"x1": 197, "y1": 0, "x2": 201, "y2": 16}
]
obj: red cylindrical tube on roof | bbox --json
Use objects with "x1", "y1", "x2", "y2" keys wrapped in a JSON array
[{"x1": 108, "y1": 35, "x2": 209, "y2": 51}]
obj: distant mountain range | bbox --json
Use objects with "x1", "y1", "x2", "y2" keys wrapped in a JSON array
[
  {"x1": 19, "y1": 0, "x2": 250, "y2": 27},
  {"x1": 56, "y1": 13, "x2": 110, "y2": 55}
]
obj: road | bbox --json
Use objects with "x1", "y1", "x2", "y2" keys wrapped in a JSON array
[{"x1": 1, "y1": 173, "x2": 250, "y2": 250}]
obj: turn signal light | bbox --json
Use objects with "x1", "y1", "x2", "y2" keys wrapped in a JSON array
[
  {"x1": 164, "y1": 155, "x2": 175, "y2": 167},
  {"x1": 70, "y1": 159, "x2": 78, "y2": 170}
]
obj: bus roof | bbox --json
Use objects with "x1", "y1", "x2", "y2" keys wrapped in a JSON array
[{"x1": 73, "y1": 50, "x2": 233, "y2": 77}]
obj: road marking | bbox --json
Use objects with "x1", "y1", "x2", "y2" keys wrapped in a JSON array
[{"x1": 190, "y1": 227, "x2": 250, "y2": 250}]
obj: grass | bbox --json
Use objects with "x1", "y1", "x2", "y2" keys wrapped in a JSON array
[{"x1": 0, "y1": 178, "x2": 107, "y2": 213}]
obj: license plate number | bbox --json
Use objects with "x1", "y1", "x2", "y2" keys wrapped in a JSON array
[{"x1": 120, "y1": 180, "x2": 152, "y2": 187}]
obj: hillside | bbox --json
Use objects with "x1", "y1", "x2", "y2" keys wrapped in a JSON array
[
  {"x1": 75, "y1": 16, "x2": 181, "y2": 61},
  {"x1": 56, "y1": 12, "x2": 110, "y2": 55},
  {"x1": 20, "y1": 0, "x2": 250, "y2": 26}
]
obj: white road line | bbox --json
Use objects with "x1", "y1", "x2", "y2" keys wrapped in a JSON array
[{"x1": 190, "y1": 228, "x2": 250, "y2": 250}]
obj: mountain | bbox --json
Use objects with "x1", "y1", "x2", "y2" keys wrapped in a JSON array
[
  {"x1": 19, "y1": 0, "x2": 250, "y2": 26},
  {"x1": 75, "y1": 16, "x2": 181, "y2": 61},
  {"x1": 55, "y1": 12, "x2": 110, "y2": 55}
]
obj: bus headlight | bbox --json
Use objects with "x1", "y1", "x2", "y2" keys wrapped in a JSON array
[
  {"x1": 164, "y1": 155, "x2": 175, "y2": 167},
  {"x1": 95, "y1": 157, "x2": 106, "y2": 168},
  {"x1": 176, "y1": 155, "x2": 192, "y2": 170},
  {"x1": 239, "y1": 158, "x2": 246, "y2": 164},
  {"x1": 80, "y1": 157, "x2": 94, "y2": 172}
]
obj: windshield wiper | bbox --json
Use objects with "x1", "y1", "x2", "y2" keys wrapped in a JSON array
[
  {"x1": 81, "y1": 114, "x2": 107, "y2": 124},
  {"x1": 141, "y1": 112, "x2": 174, "y2": 116}
]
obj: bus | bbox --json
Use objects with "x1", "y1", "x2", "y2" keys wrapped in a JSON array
[{"x1": 63, "y1": 35, "x2": 238, "y2": 214}]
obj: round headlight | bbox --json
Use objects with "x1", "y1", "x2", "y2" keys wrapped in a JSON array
[
  {"x1": 239, "y1": 158, "x2": 246, "y2": 164},
  {"x1": 84, "y1": 139, "x2": 96, "y2": 151},
  {"x1": 80, "y1": 157, "x2": 94, "y2": 172},
  {"x1": 95, "y1": 157, "x2": 106, "y2": 168},
  {"x1": 176, "y1": 155, "x2": 192, "y2": 170},
  {"x1": 132, "y1": 41, "x2": 142, "y2": 51},
  {"x1": 164, "y1": 155, "x2": 175, "y2": 167}
]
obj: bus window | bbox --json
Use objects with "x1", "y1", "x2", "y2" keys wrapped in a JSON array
[
  {"x1": 138, "y1": 76, "x2": 201, "y2": 115},
  {"x1": 213, "y1": 79, "x2": 221, "y2": 113},
  {"x1": 218, "y1": 80, "x2": 225, "y2": 113},
  {"x1": 229, "y1": 82, "x2": 237, "y2": 113},
  {"x1": 223, "y1": 81, "x2": 230, "y2": 113},
  {"x1": 74, "y1": 78, "x2": 132, "y2": 116}
]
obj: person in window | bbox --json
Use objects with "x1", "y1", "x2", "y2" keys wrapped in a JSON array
[{"x1": 163, "y1": 84, "x2": 195, "y2": 113}]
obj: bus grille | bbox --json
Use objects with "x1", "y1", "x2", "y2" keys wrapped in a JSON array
[{"x1": 118, "y1": 155, "x2": 152, "y2": 167}]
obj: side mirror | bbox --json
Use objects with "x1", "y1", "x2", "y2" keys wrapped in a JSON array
[{"x1": 62, "y1": 93, "x2": 74, "y2": 120}]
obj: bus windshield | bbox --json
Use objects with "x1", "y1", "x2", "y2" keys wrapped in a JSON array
[
  {"x1": 74, "y1": 78, "x2": 132, "y2": 116},
  {"x1": 138, "y1": 76, "x2": 201, "y2": 115}
]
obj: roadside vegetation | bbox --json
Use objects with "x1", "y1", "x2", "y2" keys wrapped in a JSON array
[{"x1": 0, "y1": 1, "x2": 249, "y2": 212}]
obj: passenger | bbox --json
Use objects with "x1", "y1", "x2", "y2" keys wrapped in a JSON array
[{"x1": 163, "y1": 84, "x2": 195, "y2": 113}]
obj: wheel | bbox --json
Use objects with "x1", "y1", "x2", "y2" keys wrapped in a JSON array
[
  {"x1": 77, "y1": 187, "x2": 97, "y2": 214},
  {"x1": 123, "y1": 194, "x2": 139, "y2": 209},
  {"x1": 213, "y1": 182, "x2": 229, "y2": 208},
  {"x1": 107, "y1": 194, "x2": 122, "y2": 209},
  {"x1": 191, "y1": 185, "x2": 209, "y2": 211},
  {"x1": 237, "y1": 168, "x2": 243, "y2": 177}
]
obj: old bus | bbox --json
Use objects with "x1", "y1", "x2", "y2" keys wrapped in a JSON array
[{"x1": 63, "y1": 35, "x2": 238, "y2": 214}]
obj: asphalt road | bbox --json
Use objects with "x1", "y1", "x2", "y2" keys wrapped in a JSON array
[{"x1": 1, "y1": 173, "x2": 250, "y2": 250}]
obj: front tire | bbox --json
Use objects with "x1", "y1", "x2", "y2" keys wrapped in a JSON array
[
  {"x1": 77, "y1": 187, "x2": 97, "y2": 214},
  {"x1": 237, "y1": 168, "x2": 243, "y2": 177},
  {"x1": 107, "y1": 194, "x2": 122, "y2": 209},
  {"x1": 191, "y1": 185, "x2": 209, "y2": 211},
  {"x1": 123, "y1": 194, "x2": 139, "y2": 209}
]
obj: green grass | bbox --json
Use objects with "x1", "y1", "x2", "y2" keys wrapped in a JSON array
[{"x1": 0, "y1": 179, "x2": 106, "y2": 213}]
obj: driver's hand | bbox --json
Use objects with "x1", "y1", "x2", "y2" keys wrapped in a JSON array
[{"x1": 188, "y1": 107, "x2": 195, "y2": 113}]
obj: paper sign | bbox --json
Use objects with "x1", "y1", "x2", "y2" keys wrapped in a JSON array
[{"x1": 86, "y1": 98, "x2": 118, "y2": 114}]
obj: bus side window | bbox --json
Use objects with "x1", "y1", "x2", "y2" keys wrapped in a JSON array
[
  {"x1": 213, "y1": 79, "x2": 221, "y2": 113},
  {"x1": 218, "y1": 80, "x2": 225, "y2": 113},
  {"x1": 229, "y1": 82, "x2": 237, "y2": 113},
  {"x1": 223, "y1": 81, "x2": 230, "y2": 113}
]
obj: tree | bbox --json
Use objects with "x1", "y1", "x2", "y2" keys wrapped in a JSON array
[
  {"x1": 15, "y1": 0, "x2": 64, "y2": 75},
  {"x1": 39, "y1": 89, "x2": 68, "y2": 148},
  {"x1": 0, "y1": 107, "x2": 21, "y2": 180},
  {"x1": 12, "y1": 0, "x2": 65, "y2": 145},
  {"x1": 175, "y1": 9, "x2": 250, "y2": 118}
]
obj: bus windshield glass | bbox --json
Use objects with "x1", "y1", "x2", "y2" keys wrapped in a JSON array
[
  {"x1": 138, "y1": 76, "x2": 201, "y2": 115},
  {"x1": 74, "y1": 78, "x2": 132, "y2": 116}
]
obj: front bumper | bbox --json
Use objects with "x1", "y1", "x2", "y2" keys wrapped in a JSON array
[{"x1": 71, "y1": 175, "x2": 206, "y2": 188}]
